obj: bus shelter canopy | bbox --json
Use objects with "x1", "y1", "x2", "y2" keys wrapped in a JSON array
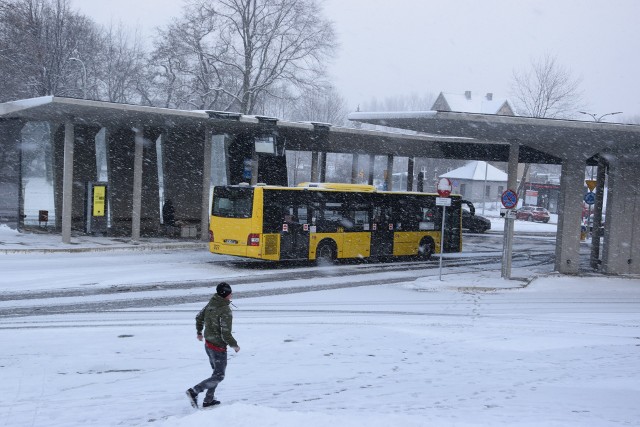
[
  {"x1": 1, "y1": 96, "x2": 561, "y2": 164},
  {"x1": 348, "y1": 110, "x2": 640, "y2": 165}
]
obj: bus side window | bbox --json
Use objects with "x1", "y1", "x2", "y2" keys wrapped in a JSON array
[
  {"x1": 283, "y1": 206, "x2": 296, "y2": 223},
  {"x1": 374, "y1": 206, "x2": 392, "y2": 223},
  {"x1": 353, "y1": 210, "x2": 370, "y2": 230},
  {"x1": 419, "y1": 207, "x2": 435, "y2": 230},
  {"x1": 297, "y1": 206, "x2": 308, "y2": 224},
  {"x1": 373, "y1": 207, "x2": 382, "y2": 223}
]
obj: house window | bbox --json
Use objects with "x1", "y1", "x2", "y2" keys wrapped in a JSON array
[
  {"x1": 498, "y1": 185, "x2": 504, "y2": 197},
  {"x1": 485, "y1": 185, "x2": 491, "y2": 198}
]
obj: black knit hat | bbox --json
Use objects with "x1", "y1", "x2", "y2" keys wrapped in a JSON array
[{"x1": 216, "y1": 282, "x2": 232, "y2": 298}]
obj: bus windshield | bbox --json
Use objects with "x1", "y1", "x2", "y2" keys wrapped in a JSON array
[{"x1": 212, "y1": 187, "x2": 253, "y2": 218}]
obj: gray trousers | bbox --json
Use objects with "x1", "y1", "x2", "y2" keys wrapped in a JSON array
[{"x1": 193, "y1": 345, "x2": 227, "y2": 403}]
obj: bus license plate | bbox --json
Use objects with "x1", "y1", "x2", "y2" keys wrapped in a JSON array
[{"x1": 224, "y1": 239, "x2": 238, "y2": 244}]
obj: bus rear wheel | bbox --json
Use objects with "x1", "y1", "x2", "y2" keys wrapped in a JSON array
[
  {"x1": 316, "y1": 241, "x2": 336, "y2": 265},
  {"x1": 418, "y1": 237, "x2": 434, "y2": 260}
]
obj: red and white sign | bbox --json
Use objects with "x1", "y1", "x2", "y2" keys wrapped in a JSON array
[
  {"x1": 282, "y1": 223, "x2": 288, "y2": 232},
  {"x1": 436, "y1": 177, "x2": 452, "y2": 197}
]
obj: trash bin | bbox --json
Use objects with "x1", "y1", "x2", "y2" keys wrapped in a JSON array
[{"x1": 580, "y1": 225, "x2": 587, "y2": 241}]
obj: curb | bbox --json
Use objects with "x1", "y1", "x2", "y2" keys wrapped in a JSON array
[{"x1": 0, "y1": 242, "x2": 208, "y2": 254}]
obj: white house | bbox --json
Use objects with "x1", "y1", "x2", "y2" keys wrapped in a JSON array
[
  {"x1": 431, "y1": 91, "x2": 516, "y2": 116},
  {"x1": 440, "y1": 161, "x2": 508, "y2": 204}
]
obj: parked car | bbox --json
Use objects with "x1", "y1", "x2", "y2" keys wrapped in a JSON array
[
  {"x1": 515, "y1": 206, "x2": 550, "y2": 223},
  {"x1": 461, "y1": 200, "x2": 491, "y2": 233}
]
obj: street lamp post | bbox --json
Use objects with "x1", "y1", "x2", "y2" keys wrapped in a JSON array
[
  {"x1": 578, "y1": 111, "x2": 623, "y2": 122},
  {"x1": 69, "y1": 56, "x2": 87, "y2": 99}
]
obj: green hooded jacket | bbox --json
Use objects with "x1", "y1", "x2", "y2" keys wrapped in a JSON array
[{"x1": 195, "y1": 294, "x2": 238, "y2": 348}]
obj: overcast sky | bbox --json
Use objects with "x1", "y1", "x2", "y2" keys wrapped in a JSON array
[{"x1": 76, "y1": 0, "x2": 640, "y2": 121}]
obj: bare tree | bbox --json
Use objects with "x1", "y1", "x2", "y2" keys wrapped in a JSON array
[
  {"x1": 97, "y1": 22, "x2": 147, "y2": 103},
  {"x1": 511, "y1": 54, "x2": 583, "y2": 119},
  {"x1": 0, "y1": 0, "x2": 102, "y2": 101},
  {"x1": 147, "y1": 4, "x2": 230, "y2": 109},
  {"x1": 288, "y1": 85, "x2": 348, "y2": 125},
  {"x1": 149, "y1": 0, "x2": 337, "y2": 113},
  {"x1": 510, "y1": 54, "x2": 584, "y2": 200}
]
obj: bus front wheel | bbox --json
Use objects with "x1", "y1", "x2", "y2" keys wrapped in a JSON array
[
  {"x1": 316, "y1": 241, "x2": 336, "y2": 265},
  {"x1": 418, "y1": 238, "x2": 434, "y2": 260}
]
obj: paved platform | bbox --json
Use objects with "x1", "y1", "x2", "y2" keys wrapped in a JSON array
[{"x1": 0, "y1": 227, "x2": 206, "y2": 253}]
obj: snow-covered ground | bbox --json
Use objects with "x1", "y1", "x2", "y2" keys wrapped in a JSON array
[{"x1": 1, "y1": 223, "x2": 639, "y2": 426}]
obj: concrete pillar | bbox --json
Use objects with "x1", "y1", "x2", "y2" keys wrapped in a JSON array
[
  {"x1": 61, "y1": 121, "x2": 74, "y2": 244},
  {"x1": 417, "y1": 171, "x2": 425, "y2": 192},
  {"x1": 53, "y1": 124, "x2": 101, "y2": 232},
  {"x1": 501, "y1": 142, "x2": 519, "y2": 279},
  {"x1": 51, "y1": 123, "x2": 64, "y2": 230},
  {"x1": 131, "y1": 127, "x2": 144, "y2": 242},
  {"x1": 250, "y1": 151, "x2": 258, "y2": 185},
  {"x1": 310, "y1": 151, "x2": 319, "y2": 182},
  {"x1": 319, "y1": 152, "x2": 327, "y2": 182},
  {"x1": 200, "y1": 127, "x2": 213, "y2": 241},
  {"x1": 385, "y1": 155, "x2": 393, "y2": 191},
  {"x1": 601, "y1": 159, "x2": 640, "y2": 274},
  {"x1": 554, "y1": 158, "x2": 585, "y2": 274},
  {"x1": 407, "y1": 157, "x2": 415, "y2": 192},
  {"x1": 351, "y1": 153, "x2": 358, "y2": 184},
  {"x1": 368, "y1": 154, "x2": 375, "y2": 185},
  {"x1": 590, "y1": 158, "x2": 606, "y2": 269},
  {"x1": 0, "y1": 119, "x2": 24, "y2": 229}
]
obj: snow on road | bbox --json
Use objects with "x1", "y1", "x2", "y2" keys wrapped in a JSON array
[{"x1": 1, "y1": 223, "x2": 639, "y2": 426}]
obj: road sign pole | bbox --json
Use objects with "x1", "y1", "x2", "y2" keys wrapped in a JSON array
[
  {"x1": 439, "y1": 205, "x2": 446, "y2": 281},
  {"x1": 435, "y1": 176, "x2": 452, "y2": 281},
  {"x1": 502, "y1": 143, "x2": 519, "y2": 279},
  {"x1": 435, "y1": 193, "x2": 451, "y2": 281},
  {"x1": 502, "y1": 216, "x2": 514, "y2": 278}
]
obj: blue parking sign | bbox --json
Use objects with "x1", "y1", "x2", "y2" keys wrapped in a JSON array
[{"x1": 501, "y1": 189, "x2": 518, "y2": 209}]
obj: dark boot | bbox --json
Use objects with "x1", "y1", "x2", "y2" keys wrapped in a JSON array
[
  {"x1": 202, "y1": 399, "x2": 221, "y2": 408},
  {"x1": 185, "y1": 388, "x2": 198, "y2": 408}
]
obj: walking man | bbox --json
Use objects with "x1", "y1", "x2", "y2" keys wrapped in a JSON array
[{"x1": 186, "y1": 282, "x2": 240, "y2": 408}]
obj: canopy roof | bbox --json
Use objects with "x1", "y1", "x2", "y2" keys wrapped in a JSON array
[
  {"x1": 0, "y1": 97, "x2": 569, "y2": 164},
  {"x1": 348, "y1": 111, "x2": 640, "y2": 166}
]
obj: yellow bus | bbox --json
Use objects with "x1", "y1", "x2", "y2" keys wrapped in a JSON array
[{"x1": 209, "y1": 182, "x2": 463, "y2": 262}]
